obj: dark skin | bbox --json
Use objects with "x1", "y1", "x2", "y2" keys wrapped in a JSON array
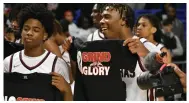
[
  {"x1": 100, "y1": 6, "x2": 149, "y2": 57},
  {"x1": 21, "y1": 18, "x2": 73, "y2": 101},
  {"x1": 91, "y1": 4, "x2": 102, "y2": 28},
  {"x1": 22, "y1": 18, "x2": 47, "y2": 57},
  {"x1": 44, "y1": 34, "x2": 74, "y2": 84}
]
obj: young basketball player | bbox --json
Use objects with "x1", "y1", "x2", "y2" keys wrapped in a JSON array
[{"x1": 4, "y1": 4, "x2": 72, "y2": 101}]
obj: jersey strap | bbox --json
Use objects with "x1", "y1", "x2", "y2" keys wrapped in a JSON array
[
  {"x1": 52, "y1": 56, "x2": 58, "y2": 72},
  {"x1": 9, "y1": 53, "x2": 15, "y2": 72}
]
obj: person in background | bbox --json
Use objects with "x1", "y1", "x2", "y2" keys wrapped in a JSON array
[
  {"x1": 87, "y1": 3, "x2": 105, "y2": 41},
  {"x1": 8, "y1": 4, "x2": 31, "y2": 44},
  {"x1": 64, "y1": 10, "x2": 80, "y2": 38},
  {"x1": 4, "y1": 28, "x2": 15, "y2": 42},
  {"x1": 76, "y1": 15, "x2": 95, "y2": 41},
  {"x1": 156, "y1": 3, "x2": 174, "y2": 21},
  {"x1": 166, "y1": 5, "x2": 185, "y2": 49},
  {"x1": 44, "y1": 19, "x2": 74, "y2": 84},
  {"x1": 135, "y1": 14, "x2": 172, "y2": 63},
  {"x1": 161, "y1": 19, "x2": 183, "y2": 58}
]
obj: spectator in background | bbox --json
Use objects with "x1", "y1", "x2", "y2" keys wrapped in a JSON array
[
  {"x1": 166, "y1": 5, "x2": 185, "y2": 49},
  {"x1": 87, "y1": 3, "x2": 105, "y2": 41},
  {"x1": 8, "y1": 4, "x2": 27, "y2": 44},
  {"x1": 161, "y1": 19, "x2": 183, "y2": 58},
  {"x1": 4, "y1": 28, "x2": 15, "y2": 42},
  {"x1": 64, "y1": 10, "x2": 80, "y2": 38},
  {"x1": 126, "y1": 3, "x2": 146, "y2": 10},
  {"x1": 156, "y1": 3, "x2": 174, "y2": 21},
  {"x1": 135, "y1": 14, "x2": 172, "y2": 63},
  {"x1": 76, "y1": 15, "x2": 95, "y2": 41}
]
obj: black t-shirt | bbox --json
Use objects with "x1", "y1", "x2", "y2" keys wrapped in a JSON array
[
  {"x1": 4, "y1": 72, "x2": 63, "y2": 101},
  {"x1": 73, "y1": 39, "x2": 138, "y2": 101}
]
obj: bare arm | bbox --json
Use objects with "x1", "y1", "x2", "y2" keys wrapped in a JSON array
[{"x1": 44, "y1": 40, "x2": 62, "y2": 58}]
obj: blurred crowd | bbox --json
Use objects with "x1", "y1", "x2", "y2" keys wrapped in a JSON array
[{"x1": 4, "y1": 3, "x2": 186, "y2": 66}]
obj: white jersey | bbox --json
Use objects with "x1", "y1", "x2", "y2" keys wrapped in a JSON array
[
  {"x1": 87, "y1": 29, "x2": 105, "y2": 41},
  {"x1": 4, "y1": 50, "x2": 70, "y2": 83},
  {"x1": 86, "y1": 31, "x2": 162, "y2": 101},
  {"x1": 59, "y1": 45, "x2": 71, "y2": 67},
  {"x1": 155, "y1": 43, "x2": 165, "y2": 51}
]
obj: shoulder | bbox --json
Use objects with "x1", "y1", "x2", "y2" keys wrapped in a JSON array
[
  {"x1": 56, "y1": 57, "x2": 69, "y2": 68},
  {"x1": 87, "y1": 32, "x2": 93, "y2": 41},
  {"x1": 87, "y1": 29, "x2": 99, "y2": 41},
  {"x1": 156, "y1": 43, "x2": 165, "y2": 50},
  {"x1": 4, "y1": 54, "x2": 12, "y2": 64},
  {"x1": 4, "y1": 50, "x2": 20, "y2": 61}
]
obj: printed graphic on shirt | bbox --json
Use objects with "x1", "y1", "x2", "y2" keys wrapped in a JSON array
[{"x1": 77, "y1": 51, "x2": 111, "y2": 76}]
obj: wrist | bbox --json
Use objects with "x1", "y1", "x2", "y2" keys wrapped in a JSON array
[{"x1": 62, "y1": 86, "x2": 72, "y2": 94}]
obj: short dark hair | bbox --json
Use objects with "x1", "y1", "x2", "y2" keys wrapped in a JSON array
[
  {"x1": 18, "y1": 4, "x2": 54, "y2": 38},
  {"x1": 162, "y1": 19, "x2": 173, "y2": 26},
  {"x1": 100, "y1": 3, "x2": 135, "y2": 29}
]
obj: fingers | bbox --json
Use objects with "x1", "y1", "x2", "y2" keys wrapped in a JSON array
[
  {"x1": 123, "y1": 38, "x2": 140, "y2": 47},
  {"x1": 123, "y1": 38, "x2": 136, "y2": 46},
  {"x1": 52, "y1": 81, "x2": 58, "y2": 87},
  {"x1": 174, "y1": 66, "x2": 186, "y2": 78},
  {"x1": 62, "y1": 39, "x2": 71, "y2": 51},
  {"x1": 123, "y1": 38, "x2": 140, "y2": 54},
  {"x1": 52, "y1": 76, "x2": 61, "y2": 80},
  {"x1": 52, "y1": 79, "x2": 59, "y2": 83},
  {"x1": 129, "y1": 46, "x2": 137, "y2": 54},
  {"x1": 50, "y1": 72, "x2": 61, "y2": 77},
  {"x1": 167, "y1": 63, "x2": 185, "y2": 78}
]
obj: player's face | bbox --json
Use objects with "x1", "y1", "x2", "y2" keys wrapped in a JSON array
[
  {"x1": 91, "y1": 4, "x2": 102, "y2": 25},
  {"x1": 100, "y1": 6, "x2": 123, "y2": 39},
  {"x1": 22, "y1": 18, "x2": 47, "y2": 48},
  {"x1": 136, "y1": 17, "x2": 154, "y2": 38}
]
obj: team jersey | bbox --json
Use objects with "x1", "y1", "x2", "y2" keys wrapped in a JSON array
[
  {"x1": 87, "y1": 30, "x2": 161, "y2": 53},
  {"x1": 4, "y1": 72, "x2": 63, "y2": 101},
  {"x1": 87, "y1": 29, "x2": 105, "y2": 41},
  {"x1": 73, "y1": 39, "x2": 139, "y2": 101},
  {"x1": 86, "y1": 30, "x2": 162, "y2": 101},
  {"x1": 59, "y1": 45, "x2": 71, "y2": 67},
  {"x1": 156, "y1": 43, "x2": 165, "y2": 51},
  {"x1": 4, "y1": 49, "x2": 70, "y2": 83}
]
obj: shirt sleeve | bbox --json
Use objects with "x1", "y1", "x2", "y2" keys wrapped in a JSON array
[
  {"x1": 171, "y1": 35, "x2": 184, "y2": 56},
  {"x1": 54, "y1": 57, "x2": 70, "y2": 83},
  {"x1": 4, "y1": 56, "x2": 11, "y2": 72},
  {"x1": 139, "y1": 38, "x2": 161, "y2": 53},
  {"x1": 87, "y1": 33, "x2": 93, "y2": 41}
]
